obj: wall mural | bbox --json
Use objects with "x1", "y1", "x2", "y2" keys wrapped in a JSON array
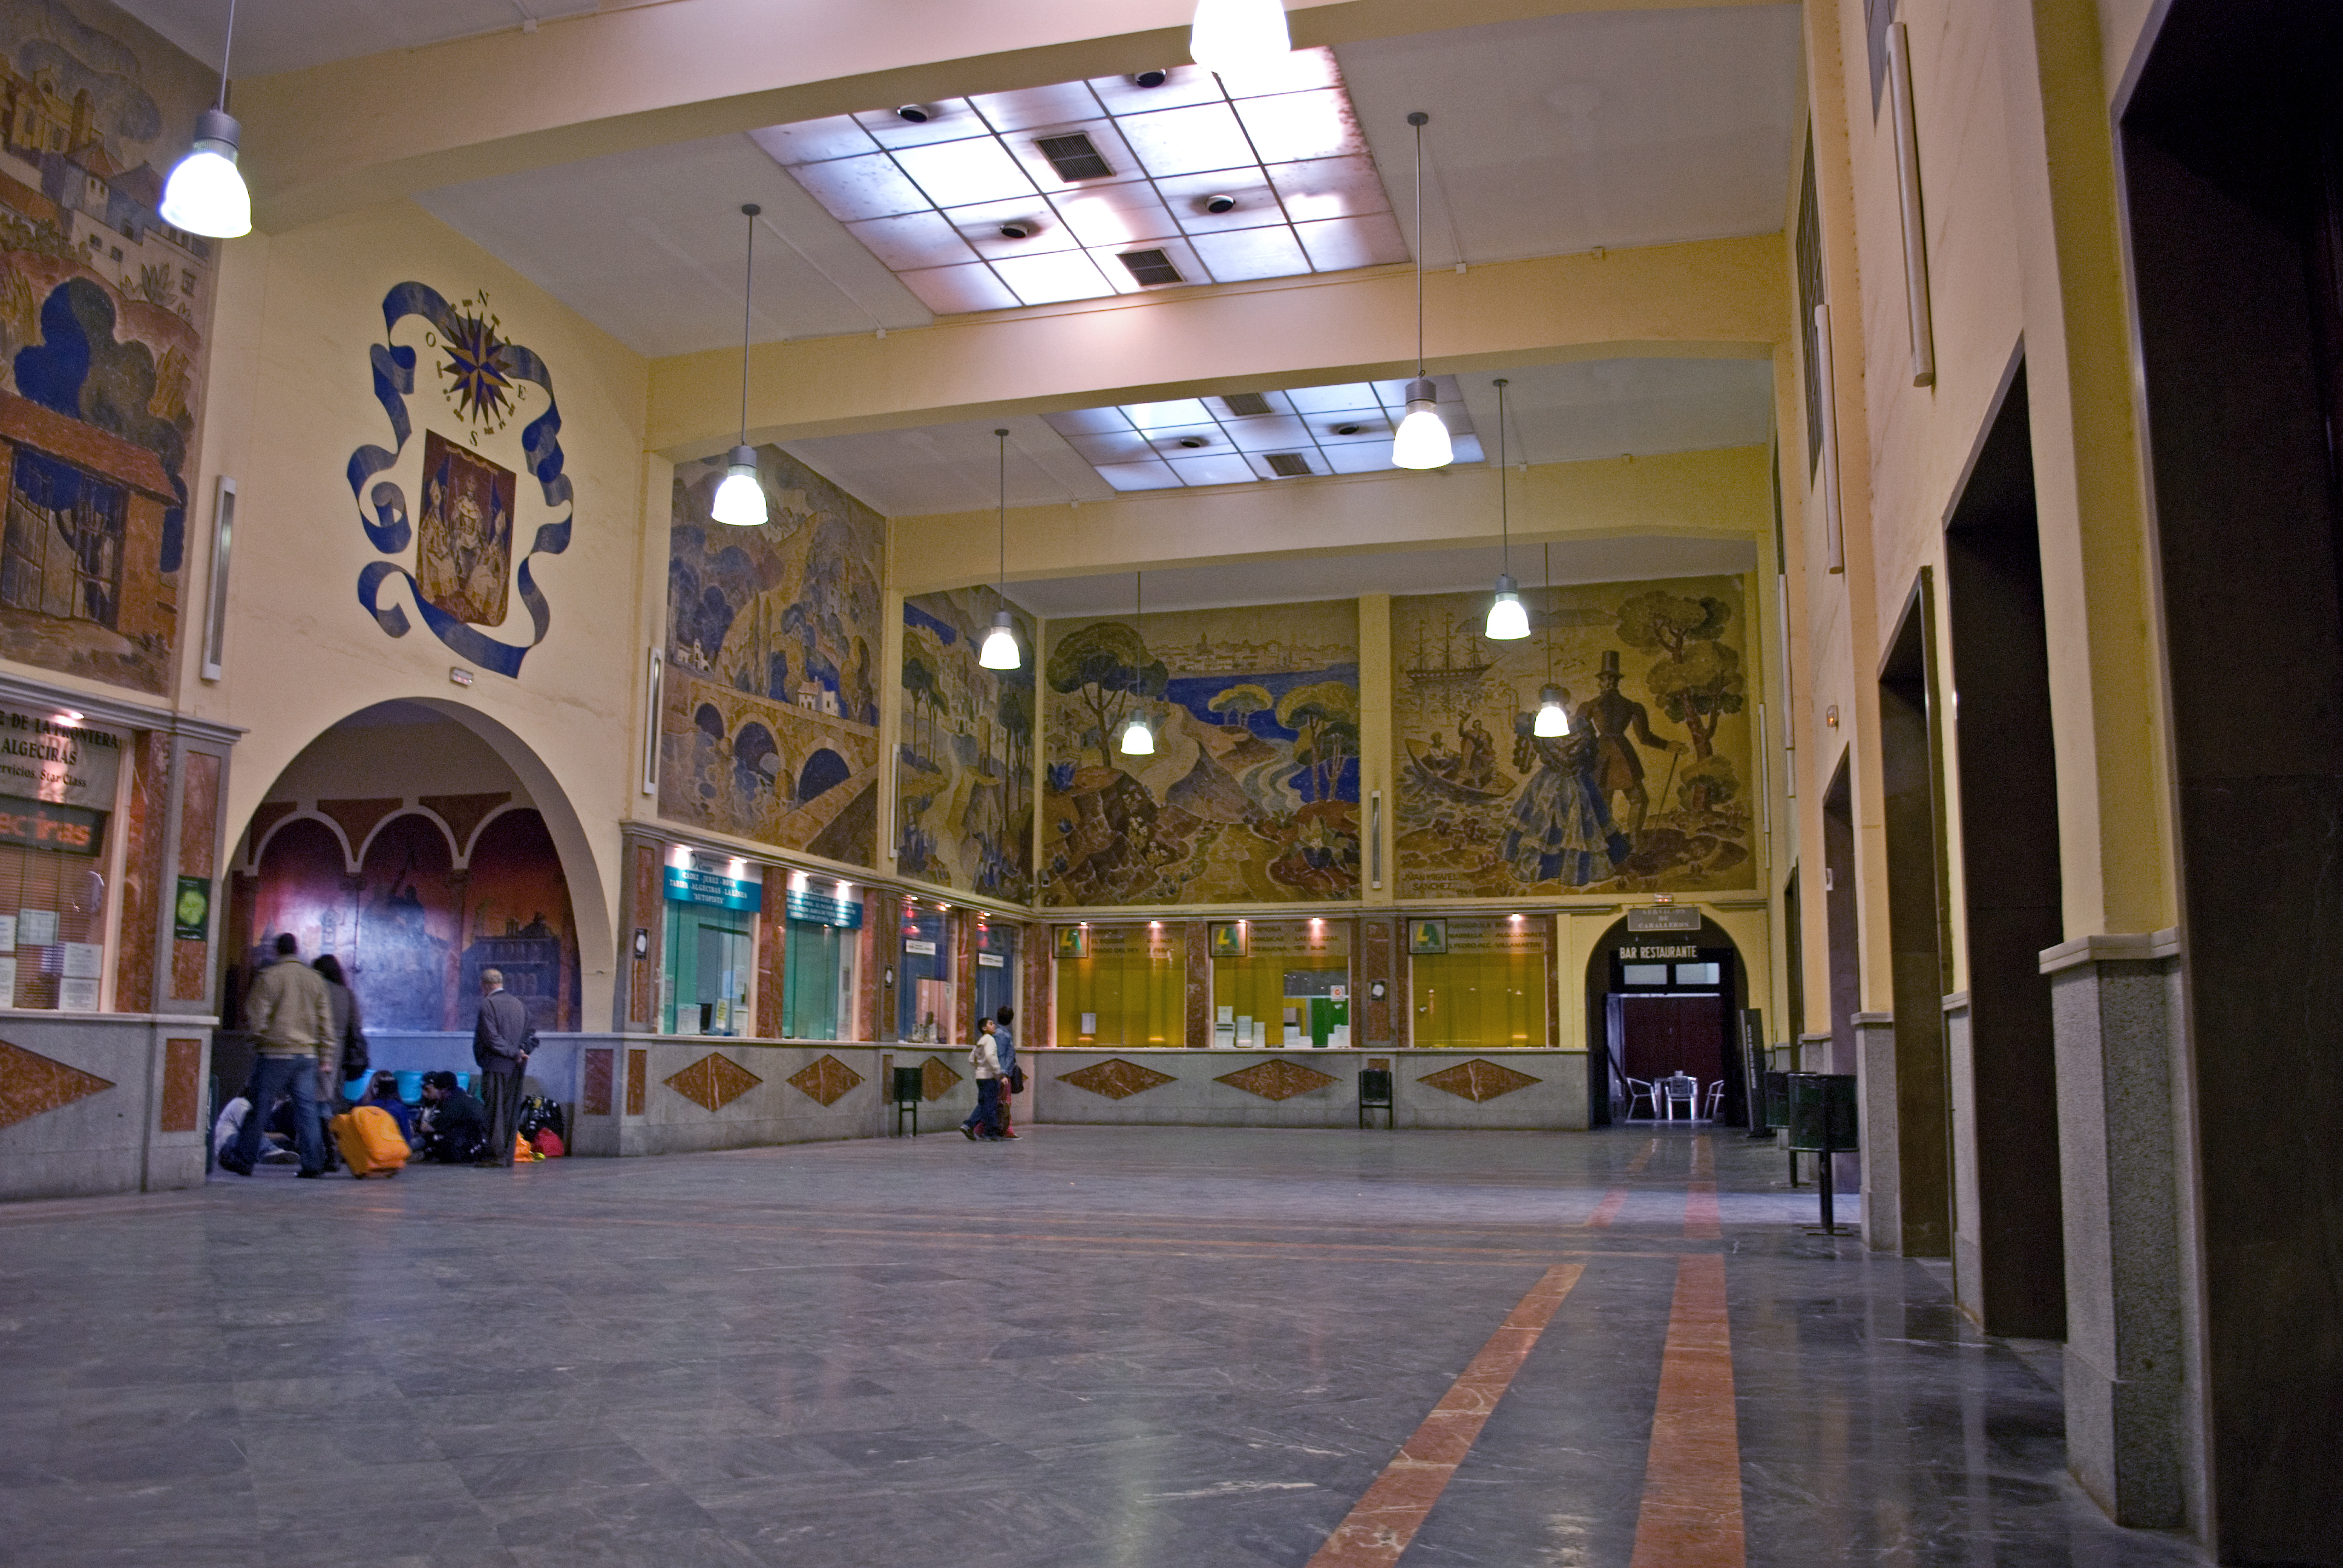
[
  {"x1": 241, "y1": 808, "x2": 580, "y2": 1033},
  {"x1": 661, "y1": 444, "x2": 883, "y2": 865},
  {"x1": 1392, "y1": 575, "x2": 1755, "y2": 898},
  {"x1": 346, "y1": 284, "x2": 572, "y2": 676},
  {"x1": 898, "y1": 586, "x2": 1034, "y2": 900},
  {"x1": 0, "y1": 0, "x2": 217, "y2": 694},
  {"x1": 1042, "y1": 599, "x2": 1359, "y2": 906}
]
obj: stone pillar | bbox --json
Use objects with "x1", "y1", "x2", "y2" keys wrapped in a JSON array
[
  {"x1": 1184, "y1": 920, "x2": 1210, "y2": 1048},
  {"x1": 2044, "y1": 933, "x2": 2190, "y2": 1529},
  {"x1": 1022, "y1": 920, "x2": 1052, "y2": 1046},
  {"x1": 1852, "y1": 1011, "x2": 1893, "y2": 1250},
  {"x1": 865, "y1": 889, "x2": 897, "y2": 1042},
  {"x1": 111, "y1": 731, "x2": 169, "y2": 1012},
  {"x1": 1358, "y1": 915, "x2": 1397, "y2": 1048},
  {"x1": 619, "y1": 837, "x2": 663, "y2": 1031},
  {"x1": 952, "y1": 909, "x2": 976, "y2": 1042},
  {"x1": 755, "y1": 872, "x2": 787, "y2": 1039},
  {"x1": 1796, "y1": 1031, "x2": 1831, "y2": 1073}
]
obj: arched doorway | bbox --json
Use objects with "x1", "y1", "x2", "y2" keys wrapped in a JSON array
[{"x1": 1583, "y1": 913, "x2": 1751, "y2": 1128}]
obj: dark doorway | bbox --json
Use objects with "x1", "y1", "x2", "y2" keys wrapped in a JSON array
[
  {"x1": 1821, "y1": 756, "x2": 1860, "y2": 1076},
  {"x1": 1782, "y1": 866, "x2": 1804, "y2": 1059},
  {"x1": 2123, "y1": 2, "x2": 2343, "y2": 1555},
  {"x1": 1877, "y1": 575, "x2": 1952, "y2": 1258},
  {"x1": 1616, "y1": 995, "x2": 1725, "y2": 1086},
  {"x1": 1942, "y1": 362, "x2": 2066, "y2": 1337},
  {"x1": 1586, "y1": 915, "x2": 1750, "y2": 1125}
]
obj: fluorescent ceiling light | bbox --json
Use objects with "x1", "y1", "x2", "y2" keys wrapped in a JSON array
[
  {"x1": 754, "y1": 50, "x2": 1404, "y2": 312},
  {"x1": 1191, "y1": 0, "x2": 1292, "y2": 76}
]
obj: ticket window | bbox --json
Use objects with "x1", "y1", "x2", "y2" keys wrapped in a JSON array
[
  {"x1": 1411, "y1": 916, "x2": 1550, "y2": 1048},
  {"x1": 1056, "y1": 924, "x2": 1184, "y2": 1046},
  {"x1": 780, "y1": 877, "x2": 862, "y2": 1041},
  {"x1": 0, "y1": 835, "x2": 108, "y2": 1010},
  {"x1": 971, "y1": 922, "x2": 1018, "y2": 1033},
  {"x1": 660, "y1": 852, "x2": 761, "y2": 1036},
  {"x1": 899, "y1": 904, "x2": 949, "y2": 1040},
  {"x1": 1211, "y1": 919, "x2": 1349, "y2": 1048}
]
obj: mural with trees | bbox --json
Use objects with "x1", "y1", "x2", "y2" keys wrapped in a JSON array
[
  {"x1": 1041, "y1": 599, "x2": 1360, "y2": 906},
  {"x1": 1392, "y1": 574, "x2": 1755, "y2": 898},
  {"x1": 897, "y1": 586, "x2": 1035, "y2": 900}
]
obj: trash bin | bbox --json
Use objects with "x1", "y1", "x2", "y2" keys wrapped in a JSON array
[
  {"x1": 1784, "y1": 1073, "x2": 1859, "y2": 1233},
  {"x1": 891, "y1": 1066, "x2": 925, "y2": 1136}
]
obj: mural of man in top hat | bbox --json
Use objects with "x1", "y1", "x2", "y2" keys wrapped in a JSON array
[{"x1": 1574, "y1": 650, "x2": 1685, "y2": 838}]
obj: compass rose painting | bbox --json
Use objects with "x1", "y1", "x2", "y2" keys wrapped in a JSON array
[{"x1": 346, "y1": 283, "x2": 572, "y2": 679}]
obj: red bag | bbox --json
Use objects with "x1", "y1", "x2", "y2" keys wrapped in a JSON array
[{"x1": 531, "y1": 1128, "x2": 565, "y2": 1158}]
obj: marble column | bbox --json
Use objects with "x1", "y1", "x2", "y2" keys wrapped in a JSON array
[
  {"x1": 1184, "y1": 921, "x2": 1210, "y2": 1049},
  {"x1": 1852, "y1": 1011, "x2": 1893, "y2": 1250}
]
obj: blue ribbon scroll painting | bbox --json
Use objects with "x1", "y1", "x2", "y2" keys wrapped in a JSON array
[{"x1": 346, "y1": 282, "x2": 572, "y2": 678}]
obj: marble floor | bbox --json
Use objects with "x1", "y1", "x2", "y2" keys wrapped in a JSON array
[{"x1": 0, "y1": 1125, "x2": 2205, "y2": 1567}]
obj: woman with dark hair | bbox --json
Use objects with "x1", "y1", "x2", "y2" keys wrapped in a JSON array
[{"x1": 311, "y1": 955, "x2": 367, "y2": 1156}]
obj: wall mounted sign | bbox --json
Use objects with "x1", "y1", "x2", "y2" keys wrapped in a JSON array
[
  {"x1": 976, "y1": 952, "x2": 1005, "y2": 969},
  {"x1": 0, "y1": 708, "x2": 122, "y2": 809},
  {"x1": 903, "y1": 939, "x2": 937, "y2": 956},
  {"x1": 1407, "y1": 918, "x2": 1447, "y2": 955},
  {"x1": 1619, "y1": 945, "x2": 1700, "y2": 960},
  {"x1": 1209, "y1": 921, "x2": 1249, "y2": 958},
  {"x1": 174, "y1": 877, "x2": 211, "y2": 941},
  {"x1": 784, "y1": 886, "x2": 862, "y2": 928},
  {"x1": 1054, "y1": 926, "x2": 1089, "y2": 959},
  {"x1": 665, "y1": 852, "x2": 762, "y2": 912},
  {"x1": 0, "y1": 799, "x2": 103, "y2": 856},
  {"x1": 1627, "y1": 905, "x2": 1703, "y2": 933}
]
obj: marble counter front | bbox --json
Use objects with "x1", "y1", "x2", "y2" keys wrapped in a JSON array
[{"x1": 1029, "y1": 1048, "x2": 1590, "y2": 1131}]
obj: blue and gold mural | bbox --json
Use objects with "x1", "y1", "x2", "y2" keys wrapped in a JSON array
[
  {"x1": 1042, "y1": 599, "x2": 1360, "y2": 906},
  {"x1": 898, "y1": 586, "x2": 1034, "y2": 900},
  {"x1": 660, "y1": 445, "x2": 884, "y2": 865},
  {"x1": 0, "y1": 0, "x2": 217, "y2": 694}
]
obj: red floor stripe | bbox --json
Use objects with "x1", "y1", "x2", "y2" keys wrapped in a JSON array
[
  {"x1": 1587, "y1": 1138, "x2": 1658, "y2": 1229},
  {"x1": 1305, "y1": 1263, "x2": 1585, "y2": 1567},
  {"x1": 1685, "y1": 1135, "x2": 1721, "y2": 1238},
  {"x1": 1628, "y1": 1254, "x2": 1746, "y2": 1568}
]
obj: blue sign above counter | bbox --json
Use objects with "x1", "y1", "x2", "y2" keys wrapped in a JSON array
[
  {"x1": 785, "y1": 886, "x2": 863, "y2": 929},
  {"x1": 664, "y1": 852, "x2": 762, "y2": 912}
]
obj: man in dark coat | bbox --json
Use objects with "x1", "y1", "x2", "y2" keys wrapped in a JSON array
[
  {"x1": 1573, "y1": 650, "x2": 1683, "y2": 838},
  {"x1": 417, "y1": 1071, "x2": 489, "y2": 1164},
  {"x1": 471, "y1": 968, "x2": 534, "y2": 1168}
]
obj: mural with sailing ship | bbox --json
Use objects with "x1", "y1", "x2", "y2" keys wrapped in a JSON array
[
  {"x1": 1392, "y1": 576, "x2": 1756, "y2": 898},
  {"x1": 1041, "y1": 599, "x2": 1360, "y2": 906}
]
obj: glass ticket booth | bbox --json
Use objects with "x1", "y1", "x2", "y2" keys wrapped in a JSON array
[
  {"x1": 1211, "y1": 918, "x2": 1349, "y2": 1048},
  {"x1": 971, "y1": 920, "x2": 1018, "y2": 1031},
  {"x1": 661, "y1": 851, "x2": 760, "y2": 1036},
  {"x1": 1056, "y1": 923, "x2": 1184, "y2": 1046},
  {"x1": 899, "y1": 903, "x2": 949, "y2": 1040},
  {"x1": 781, "y1": 877, "x2": 860, "y2": 1040},
  {"x1": 1409, "y1": 915, "x2": 1550, "y2": 1047}
]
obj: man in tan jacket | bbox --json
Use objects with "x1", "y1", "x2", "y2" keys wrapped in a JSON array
[{"x1": 220, "y1": 932, "x2": 335, "y2": 1178}]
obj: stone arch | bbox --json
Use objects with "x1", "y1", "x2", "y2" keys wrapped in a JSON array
[
  {"x1": 355, "y1": 807, "x2": 460, "y2": 871},
  {"x1": 799, "y1": 746, "x2": 850, "y2": 802},
  {"x1": 1581, "y1": 912, "x2": 1750, "y2": 1128},
  {"x1": 733, "y1": 721, "x2": 779, "y2": 796},
  {"x1": 251, "y1": 808, "x2": 354, "y2": 873}
]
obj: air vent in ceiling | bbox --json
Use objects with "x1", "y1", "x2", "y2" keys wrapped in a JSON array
[
  {"x1": 1221, "y1": 392, "x2": 1273, "y2": 417},
  {"x1": 1034, "y1": 132, "x2": 1114, "y2": 182},
  {"x1": 1264, "y1": 452, "x2": 1314, "y2": 478},
  {"x1": 1118, "y1": 248, "x2": 1185, "y2": 286}
]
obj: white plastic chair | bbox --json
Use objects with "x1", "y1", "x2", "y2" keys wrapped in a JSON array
[
  {"x1": 1704, "y1": 1079, "x2": 1725, "y2": 1120},
  {"x1": 1625, "y1": 1077, "x2": 1659, "y2": 1119},
  {"x1": 1660, "y1": 1073, "x2": 1699, "y2": 1120}
]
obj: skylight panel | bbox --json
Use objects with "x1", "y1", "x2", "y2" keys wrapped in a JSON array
[
  {"x1": 759, "y1": 50, "x2": 1406, "y2": 312},
  {"x1": 1096, "y1": 460, "x2": 1184, "y2": 491},
  {"x1": 1123, "y1": 399, "x2": 1213, "y2": 431}
]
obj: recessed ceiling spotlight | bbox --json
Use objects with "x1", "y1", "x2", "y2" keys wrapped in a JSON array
[
  {"x1": 1202, "y1": 194, "x2": 1237, "y2": 214},
  {"x1": 895, "y1": 103, "x2": 937, "y2": 123},
  {"x1": 1132, "y1": 68, "x2": 1170, "y2": 88},
  {"x1": 998, "y1": 218, "x2": 1041, "y2": 240},
  {"x1": 1332, "y1": 422, "x2": 1362, "y2": 436},
  {"x1": 1176, "y1": 436, "x2": 1209, "y2": 449}
]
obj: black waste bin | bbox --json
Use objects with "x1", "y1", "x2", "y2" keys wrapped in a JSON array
[
  {"x1": 892, "y1": 1066, "x2": 925, "y2": 1136},
  {"x1": 1358, "y1": 1068, "x2": 1393, "y2": 1129},
  {"x1": 1784, "y1": 1073, "x2": 1859, "y2": 1233}
]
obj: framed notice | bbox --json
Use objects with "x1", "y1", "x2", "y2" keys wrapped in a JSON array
[
  {"x1": 1209, "y1": 921, "x2": 1249, "y2": 958},
  {"x1": 18, "y1": 909, "x2": 57, "y2": 946},
  {"x1": 1407, "y1": 918, "x2": 1447, "y2": 955},
  {"x1": 61, "y1": 942, "x2": 102, "y2": 980},
  {"x1": 0, "y1": 955, "x2": 18, "y2": 999},
  {"x1": 1054, "y1": 926, "x2": 1089, "y2": 959},
  {"x1": 175, "y1": 877, "x2": 212, "y2": 941},
  {"x1": 57, "y1": 977, "x2": 97, "y2": 1011}
]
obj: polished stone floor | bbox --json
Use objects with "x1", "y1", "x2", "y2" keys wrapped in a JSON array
[{"x1": 0, "y1": 1126, "x2": 2205, "y2": 1567}]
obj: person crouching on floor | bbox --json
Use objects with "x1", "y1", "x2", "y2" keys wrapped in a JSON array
[{"x1": 416, "y1": 1071, "x2": 490, "y2": 1164}]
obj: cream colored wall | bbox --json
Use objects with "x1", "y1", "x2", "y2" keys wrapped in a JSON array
[{"x1": 187, "y1": 201, "x2": 654, "y2": 1028}]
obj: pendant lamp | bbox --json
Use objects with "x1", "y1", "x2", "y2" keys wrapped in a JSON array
[
  {"x1": 159, "y1": 0, "x2": 251, "y2": 238},
  {"x1": 1190, "y1": 0, "x2": 1290, "y2": 75},
  {"x1": 1391, "y1": 112, "x2": 1452, "y2": 471},
  {"x1": 1534, "y1": 546, "x2": 1570, "y2": 736},
  {"x1": 1484, "y1": 379, "x2": 1529, "y2": 639},
  {"x1": 1119, "y1": 572, "x2": 1155, "y2": 755},
  {"x1": 711, "y1": 204, "x2": 769, "y2": 528},
  {"x1": 977, "y1": 429, "x2": 1022, "y2": 670}
]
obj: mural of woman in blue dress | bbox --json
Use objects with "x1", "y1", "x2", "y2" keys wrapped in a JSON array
[{"x1": 1502, "y1": 697, "x2": 1631, "y2": 886}]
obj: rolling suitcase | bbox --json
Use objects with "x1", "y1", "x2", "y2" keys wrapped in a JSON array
[{"x1": 330, "y1": 1105, "x2": 408, "y2": 1178}]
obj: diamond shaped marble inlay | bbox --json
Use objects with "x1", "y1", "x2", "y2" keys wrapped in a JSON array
[
  {"x1": 1058, "y1": 1057, "x2": 1178, "y2": 1101},
  {"x1": 920, "y1": 1055, "x2": 962, "y2": 1102},
  {"x1": 787, "y1": 1054, "x2": 864, "y2": 1108},
  {"x1": 665, "y1": 1053, "x2": 763, "y2": 1112},
  {"x1": 1417, "y1": 1058, "x2": 1542, "y2": 1103},
  {"x1": 0, "y1": 1038, "x2": 114, "y2": 1130},
  {"x1": 1216, "y1": 1058, "x2": 1337, "y2": 1102}
]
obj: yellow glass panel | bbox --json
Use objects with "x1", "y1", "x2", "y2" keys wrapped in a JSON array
[
  {"x1": 1412, "y1": 946, "x2": 1545, "y2": 1047},
  {"x1": 1056, "y1": 926, "x2": 1185, "y2": 1045}
]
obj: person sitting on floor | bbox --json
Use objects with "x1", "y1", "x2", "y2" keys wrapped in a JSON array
[
  {"x1": 416, "y1": 1071, "x2": 490, "y2": 1164},
  {"x1": 356, "y1": 1071, "x2": 418, "y2": 1148},
  {"x1": 212, "y1": 1092, "x2": 298, "y2": 1165}
]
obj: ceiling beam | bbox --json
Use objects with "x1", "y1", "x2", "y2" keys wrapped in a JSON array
[
  {"x1": 239, "y1": 0, "x2": 1791, "y2": 232},
  {"x1": 890, "y1": 445, "x2": 1771, "y2": 595},
  {"x1": 646, "y1": 234, "x2": 1789, "y2": 456}
]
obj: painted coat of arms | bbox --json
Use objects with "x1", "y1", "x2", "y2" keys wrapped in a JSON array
[{"x1": 345, "y1": 283, "x2": 571, "y2": 677}]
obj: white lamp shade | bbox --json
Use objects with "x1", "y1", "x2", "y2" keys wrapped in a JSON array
[
  {"x1": 1118, "y1": 716, "x2": 1155, "y2": 755},
  {"x1": 1486, "y1": 588, "x2": 1530, "y2": 641},
  {"x1": 978, "y1": 614, "x2": 1021, "y2": 670},
  {"x1": 1190, "y1": 0, "x2": 1290, "y2": 74},
  {"x1": 160, "y1": 143, "x2": 249, "y2": 238},
  {"x1": 1534, "y1": 685, "x2": 1571, "y2": 736},
  {"x1": 711, "y1": 462, "x2": 767, "y2": 527},
  {"x1": 1391, "y1": 401, "x2": 1453, "y2": 470}
]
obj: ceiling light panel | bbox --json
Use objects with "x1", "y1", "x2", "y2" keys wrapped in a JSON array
[
  {"x1": 756, "y1": 50, "x2": 1407, "y2": 312},
  {"x1": 1042, "y1": 374, "x2": 1481, "y2": 490}
]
